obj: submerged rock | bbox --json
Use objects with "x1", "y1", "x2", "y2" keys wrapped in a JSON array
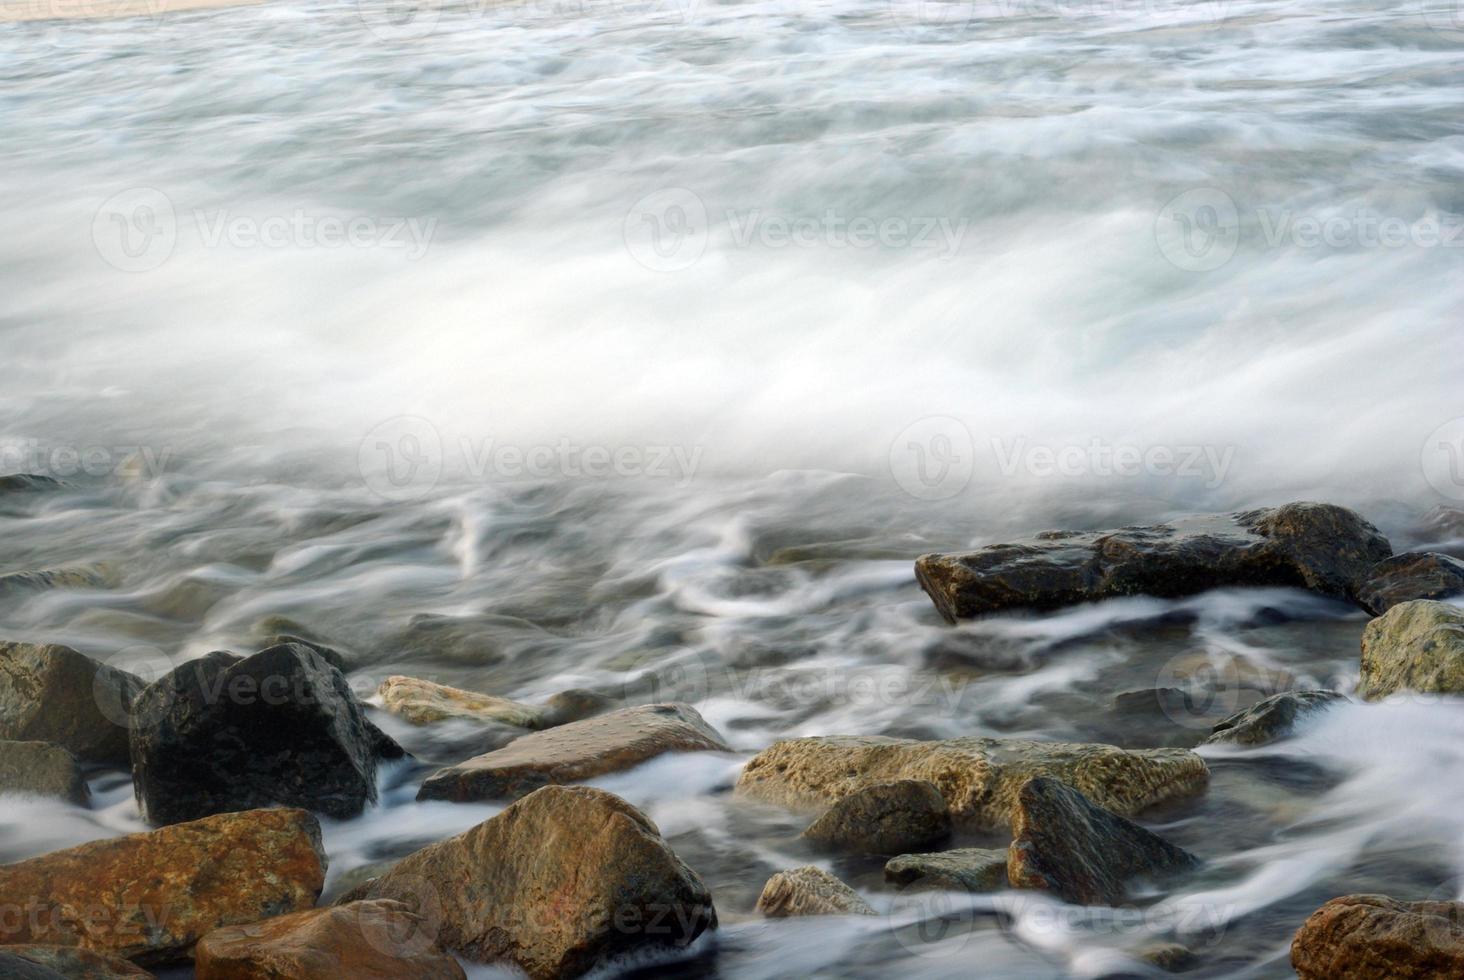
[
  {"x1": 194, "y1": 900, "x2": 464, "y2": 980},
  {"x1": 377, "y1": 675, "x2": 609, "y2": 730},
  {"x1": 884, "y1": 848, "x2": 1009, "y2": 892},
  {"x1": 417, "y1": 702, "x2": 729, "y2": 803},
  {"x1": 1358, "y1": 600, "x2": 1464, "y2": 700},
  {"x1": 0, "y1": 474, "x2": 64, "y2": 493},
  {"x1": 0, "y1": 641, "x2": 144, "y2": 768},
  {"x1": 801, "y1": 780, "x2": 950, "y2": 855},
  {"x1": 0, "y1": 566, "x2": 113, "y2": 596},
  {"x1": 130, "y1": 644, "x2": 390, "y2": 825},
  {"x1": 0, "y1": 740, "x2": 89, "y2": 805},
  {"x1": 1202, "y1": 691, "x2": 1348, "y2": 747},
  {"x1": 1359, "y1": 552, "x2": 1464, "y2": 614},
  {"x1": 755, "y1": 867, "x2": 875, "y2": 917},
  {"x1": 0, "y1": 946, "x2": 152, "y2": 978},
  {"x1": 0, "y1": 808, "x2": 325, "y2": 964},
  {"x1": 338, "y1": 786, "x2": 715, "y2": 979},
  {"x1": 1291, "y1": 894, "x2": 1464, "y2": 978},
  {"x1": 916, "y1": 502, "x2": 1391, "y2": 621},
  {"x1": 737, "y1": 735, "x2": 1207, "y2": 831},
  {"x1": 1007, "y1": 777, "x2": 1200, "y2": 906}
]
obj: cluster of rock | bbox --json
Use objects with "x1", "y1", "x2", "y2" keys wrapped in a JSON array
[{"x1": 0, "y1": 634, "x2": 730, "y2": 978}]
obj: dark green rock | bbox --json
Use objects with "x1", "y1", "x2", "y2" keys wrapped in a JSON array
[
  {"x1": 801, "y1": 779, "x2": 951, "y2": 856},
  {"x1": 1203, "y1": 691, "x2": 1347, "y2": 747}
]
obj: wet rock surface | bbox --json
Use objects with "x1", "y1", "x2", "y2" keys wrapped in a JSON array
[
  {"x1": 801, "y1": 779, "x2": 950, "y2": 855},
  {"x1": 417, "y1": 702, "x2": 729, "y2": 802},
  {"x1": 1007, "y1": 777, "x2": 1201, "y2": 906},
  {"x1": 0, "y1": 945, "x2": 153, "y2": 978},
  {"x1": 194, "y1": 899, "x2": 465, "y2": 980},
  {"x1": 1359, "y1": 599, "x2": 1464, "y2": 699},
  {"x1": 1359, "y1": 552, "x2": 1464, "y2": 614},
  {"x1": 0, "y1": 808, "x2": 325, "y2": 964},
  {"x1": 337, "y1": 785, "x2": 715, "y2": 979},
  {"x1": 129, "y1": 643, "x2": 389, "y2": 825},
  {"x1": 737, "y1": 735, "x2": 1207, "y2": 831},
  {"x1": 0, "y1": 740, "x2": 89, "y2": 805},
  {"x1": 755, "y1": 867, "x2": 875, "y2": 917},
  {"x1": 0, "y1": 642, "x2": 144, "y2": 767},
  {"x1": 883, "y1": 848, "x2": 1009, "y2": 892},
  {"x1": 1203, "y1": 691, "x2": 1349, "y2": 747},
  {"x1": 916, "y1": 502, "x2": 1391, "y2": 621},
  {"x1": 1291, "y1": 894, "x2": 1464, "y2": 979},
  {"x1": 377, "y1": 675, "x2": 609, "y2": 729}
]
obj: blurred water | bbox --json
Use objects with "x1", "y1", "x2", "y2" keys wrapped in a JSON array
[{"x1": 2, "y1": 0, "x2": 1464, "y2": 975}]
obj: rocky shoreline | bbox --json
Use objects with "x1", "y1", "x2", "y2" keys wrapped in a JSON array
[{"x1": 1, "y1": 493, "x2": 1462, "y2": 977}]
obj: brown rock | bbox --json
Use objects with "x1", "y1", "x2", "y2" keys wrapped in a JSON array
[
  {"x1": 736, "y1": 735, "x2": 1207, "y2": 831},
  {"x1": 0, "y1": 946, "x2": 152, "y2": 978},
  {"x1": 883, "y1": 848, "x2": 1009, "y2": 892},
  {"x1": 1359, "y1": 552, "x2": 1464, "y2": 614},
  {"x1": 1359, "y1": 600, "x2": 1464, "y2": 699},
  {"x1": 417, "y1": 702, "x2": 730, "y2": 802},
  {"x1": 377, "y1": 675, "x2": 608, "y2": 730},
  {"x1": 1007, "y1": 777, "x2": 1200, "y2": 906},
  {"x1": 0, "y1": 740, "x2": 89, "y2": 806},
  {"x1": 0, "y1": 642, "x2": 144, "y2": 767},
  {"x1": 1202, "y1": 691, "x2": 1348, "y2": 747},
  {"x1": 801, "y1": 780, "x2": 950, "y2": 855},
  {"x1": 1291, "y1": 894, "x2": 1464, "y2": 979},
  {"x1": 916, "y1": 502, "x2": 1391, "y2": 621},
  {"x1": 340, "y1": 785, "x2": 715, "y2": 979},
  {"x1": 755, "y1": 867, "x2": 875, "y2": 917},
  {"x1": 194, "y1": 900, "x2": 464, "y2": 980},
  {"x1": 0, "y1": 808, "x2": 326, "y2": 964}
]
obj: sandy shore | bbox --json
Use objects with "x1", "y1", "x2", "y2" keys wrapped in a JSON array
[{"x1": 1, "y1": 0, "x2": 259, "y2": 21}]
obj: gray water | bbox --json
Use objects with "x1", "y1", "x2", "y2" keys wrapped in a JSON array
[{"x1": 2, "y1": 0, "x2": 1464, "y2": 975}]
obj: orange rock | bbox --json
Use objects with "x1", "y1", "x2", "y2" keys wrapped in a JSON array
[
  {"x1": 1292, "y1": 894, "x2": 1464, "y2": 978},
  {"x1": 195, "y1": 900, "x2": 463, "y2": 979},
  {"x1": 0, "y1": 808, "x2": 325, "y2": 965}
]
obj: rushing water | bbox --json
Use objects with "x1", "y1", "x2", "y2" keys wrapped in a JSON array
[{"x1": 2, "y1": 0, "x2": 1464, "y2": 975}]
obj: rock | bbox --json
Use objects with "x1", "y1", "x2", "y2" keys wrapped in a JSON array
[
  {"x1": 1359, "y1": 600, "x2": 1464, "y2": 700},
  {"x1": 0, "y1": 474, "x2": 64, "y2": 493},
  {"x1": 129, "y1": 644, "x2": 389, "y2": 825},
  {"x1": 0, "y1": 566, "x2": 112, "y2": 596},
  {"x1": 884, "y1": 848, "x2": 1009, "y2": 892},
  {"x1": 755, "y1": 867, "x2": 875, "y2": 917},
  {"x1": 337, "y1": 785, "x2": 715, "y2": 979},
  {"x1": 258, "y1": 635, "x2": 347, "y2": 672},
  {"x1": 736, "y1": 735, "x2": 1207, "y2": 832},
  {"x1": 1202, "y1": 691, "x2": 1348, "y2": 747},
  {"x1": 0, "y1": 642, "x2": 144, "y2": 768},
  {"x1": 1007, "y1": 777, "x2": 1200, "y2": 906},
  {"x1": 801, "y1": 780, "x2": 950, "y2": 855},
  {"x1": 1359, "y1": 553, "x2": 1464, "y2": 615},
  {"x1": 377, "y1": 675, "x2": 610, "y2": 730},
  {"x1": 417, "y1": 702, "x2": 730, "y2": 803},
  {"x1": 1291, "y1": 894, "x2": 1464, "y2": 979},
  {"x1": 0, "y1": 808, "x2": 325, "y2": 964},
  {"x1": 0, "y1": 740, "x2": 89, "y2": 805},
  {"x1": 0, "y1": 953, "x2": 67, "y2": 979},
  {"x1": 1137, "y1": 941, "x2": 1196, "y2": 972},
  {"x1": 194, "y1": 900, "x2": 464, "y2": 980},
  {"x1": 0, "y1": 946, "x2": 152, "y2": 978},
  {"x1": 916, "y1": 502, "x2": 1392, "y2": 621}
]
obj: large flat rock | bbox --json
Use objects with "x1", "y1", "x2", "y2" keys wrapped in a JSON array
[
  {"x1": 338, "y1": 785, "x2": 715, "y2": 979},
  {"x1": 736, "y1": 735, "x2": 1207, "y2": 831},
  {"x1": 377, "y1": 675, "x2": 608, "y2": 730},
  {"x1": 1292, "y1": 894, "x2": 1464, "y2": 978},
  {"x1": 417, "y1": 702, "x2": 730, "y2": 803},
  {"x1": 915, "y1": 502, "x2": 1391, "y2": 621},
  {"x1": 0, "y1": 808, "x2": 325, "y2": 964},
  {"x1": 1359, "y1": 600, "x2": 1464, "y2": 700}
]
